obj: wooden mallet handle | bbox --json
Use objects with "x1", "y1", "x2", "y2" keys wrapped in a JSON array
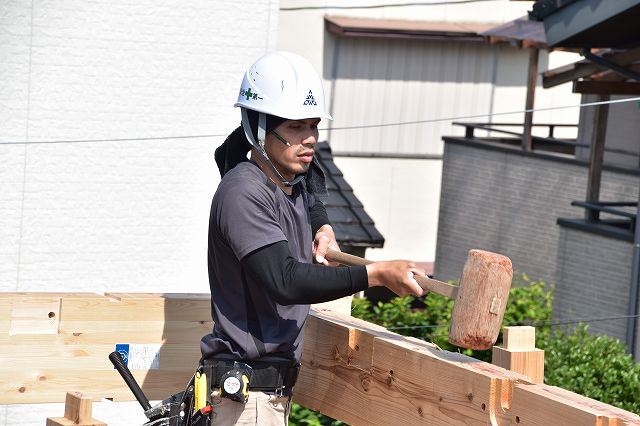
[
  {"x1": 324, "y1": 248, "x2": 513, "y2": 350},
  {"x1": 325, "y1": 249, "x2": 458, "y2": 299}
]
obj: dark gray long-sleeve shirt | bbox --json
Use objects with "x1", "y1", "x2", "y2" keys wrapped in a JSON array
[{"x1": 200, "y1": 162, "x2": 367, "y2": 362}]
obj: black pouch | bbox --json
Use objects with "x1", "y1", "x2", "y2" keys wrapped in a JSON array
[{"x1": 189, "y1": 408, "x2": 211, "y2": 426}]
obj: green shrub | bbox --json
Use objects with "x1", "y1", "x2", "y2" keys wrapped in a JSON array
[
  {"x1": 542, "y1": 323, "x2": 640, "y2": 413},
  {"x1": 289, "y1": 403, "x2": 345, "y2": 426}
]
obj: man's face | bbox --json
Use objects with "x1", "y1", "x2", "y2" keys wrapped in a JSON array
[{"x1": 264, "y1": 118, "x2": 320, "y2": 181}]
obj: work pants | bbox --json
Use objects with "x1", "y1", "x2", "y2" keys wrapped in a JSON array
[{"x1": 210, "y1": 391, "x2": 291, "y2": 425}]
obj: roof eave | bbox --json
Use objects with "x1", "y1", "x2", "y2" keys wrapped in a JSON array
[{"x1": 325, "y1": 15, "x2": 492, "y2": 43}]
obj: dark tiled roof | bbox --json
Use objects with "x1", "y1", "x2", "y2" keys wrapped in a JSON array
[
  {"x1": 480, "y1": 17, "x2": 547, "y2": 48},
  {"x1": 315, "y1": 142, "x2": 385, "y2": 248},
  {"x1": 528, "y1": 0, "x2": 579, "y2": 21},
  {"x1": 528, "y1": 0, "x2": 640, "y2": 48}
]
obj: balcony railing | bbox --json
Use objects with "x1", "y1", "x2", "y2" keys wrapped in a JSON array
[
  {"x1": 452, "y1": 122, "x2": 639, "y2": 159},
  {"x1": 453, "y1": 121, "x2": 578, "y2": 154},
  {"x1": 558, "y1": 201, "x2": 637, "y2": 242}
]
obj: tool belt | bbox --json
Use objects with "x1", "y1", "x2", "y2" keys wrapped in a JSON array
[{"x1": 203, "y1": 356, "x2": 300, "y2": 392}]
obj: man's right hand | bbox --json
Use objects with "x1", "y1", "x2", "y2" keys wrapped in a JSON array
[{"x1": 365, "y1": 261, "x2": 426, "y2": 297}]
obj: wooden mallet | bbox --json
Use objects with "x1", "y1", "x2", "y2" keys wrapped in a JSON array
[{"x1": 325, "y1": 248, "x2": 513, "y2": 350}]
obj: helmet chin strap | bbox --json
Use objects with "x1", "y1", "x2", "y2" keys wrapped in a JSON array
[{"x1": 240, "y1": 109, "x2": 305, "y2": 187}]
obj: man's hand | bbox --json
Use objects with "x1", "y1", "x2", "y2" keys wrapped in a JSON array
[
  {"x1": 366, "y1": 261, "x2": 426, "y2": 297},
  {"x1": 312, "y1": 224, "x2": 340, "y2": 266}
]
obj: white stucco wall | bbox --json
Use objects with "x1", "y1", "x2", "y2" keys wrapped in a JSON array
[
  {"x1": 334, "y1": 157, "x2": 443, "y2": 262},
  {"x1": 1, "y1": 1, "x2": 278, "y2": 424}
]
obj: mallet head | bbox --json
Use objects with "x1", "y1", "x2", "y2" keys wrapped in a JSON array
[{"x1": 448, "y1": 249, "x2": 513, "y2": 350}]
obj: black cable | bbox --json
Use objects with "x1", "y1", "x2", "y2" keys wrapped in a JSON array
[
  {"x1": 384, "y1": 313, "x2": 640, "y2": 332},
  {"x1": 525, "y1": 314, "x2": 640, "y2": 328}
]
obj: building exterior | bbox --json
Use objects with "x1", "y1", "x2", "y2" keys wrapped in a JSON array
[
  {"x1": 435, "y1": 0, "x2": 640, "y2": 359},
  {"x1": 278, "y1": 0, "x2": 580, "y2": 267}
]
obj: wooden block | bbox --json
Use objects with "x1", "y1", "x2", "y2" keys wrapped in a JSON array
[
  {"x1": 46, "y1": 391, "x2": 107, "y2": 426},
  {"x1": 492, "y1": 346, "x2": 544, "y2": 384},
  {"x1": 503, "y1": 326, "x2": 536, "y2": 350},
  {"x1": 64, "y1": 391, "x2": 93, "y2": 423},
  {"x1": 493, "y1": 326, "x2": 544, "y2": 384}
]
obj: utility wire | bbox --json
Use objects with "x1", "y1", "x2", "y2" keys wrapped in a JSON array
[
  {"x1": 384, "y1": 313, "x2": 640, "y2": 332},
  {"x1": 527, "y1": 314, "x2": 640, "y2": 328},
  {"x1": 327, "y1": 96, "x2": 640, "y2": 131},
  {"x1": 0, "y1": 133, "x2": 227, "y2": 146},
  {"x1": 3, "y1": 96, "x2": 639, "y2": 146},
  {"x1": 281, "y1": 0, "x2": 497, "y2": 11}
]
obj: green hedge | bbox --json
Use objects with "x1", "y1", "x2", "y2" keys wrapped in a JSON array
[
  {"x1": 541, "y1": 324, "x2": 640, "y2": 413},
  {"x1": 289, "y1": 275, "x2": 640, "y2": 424}
]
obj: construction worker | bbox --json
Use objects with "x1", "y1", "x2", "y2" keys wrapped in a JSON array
[{"x1": 200, "y1": 51, "x2": 426, "y2": 425}]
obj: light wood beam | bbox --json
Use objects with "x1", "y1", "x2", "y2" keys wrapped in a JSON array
[{"x1": 2, "y1": 293, "x2": 640, "y2": 425}]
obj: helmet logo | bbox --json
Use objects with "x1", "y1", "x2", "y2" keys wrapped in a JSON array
[
  {"x1": 304, "y1": 90, "x2": 317, "y2": 106},
  {"x1": 240, "y1": 87, "x2": 263, "y2": 101}
]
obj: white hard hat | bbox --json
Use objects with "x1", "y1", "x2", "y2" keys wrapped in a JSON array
[{"x1": 234, "y1": 51, "x2": 332, "y2": 121}]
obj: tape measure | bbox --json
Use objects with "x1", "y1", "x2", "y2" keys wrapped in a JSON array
[{"x1": 220, "y1": 362, "x2": 253, "y2": 403}]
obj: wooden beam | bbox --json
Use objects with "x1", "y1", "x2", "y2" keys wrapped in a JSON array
[
  {"x1": 0, "y1": 292, "x2": 210, "y2": 403},
  {"x1": 295, "y1": 308, "x2": 524, "y2": 425},
  {"x1": 591, "y1": 63, "x2": 640, "y2": 82},
  {"x1": 586, "y1": 95, "x2": 610, "y2": 222},
  {"x1": 2, "y1": 293, "x2": 640, "y2": 425},
  {"x1": 574, "y1": 80, "x2": 640, "y2": 95},
  {"x1": 511, "y1": 384, "x2": 640, "y2": 426},
  {"x1": 542, "y1": 47, "x2": 640, "y2": 88},
  {"x1": 543, "y1": 61, "x2": 603, "y2": 88}
]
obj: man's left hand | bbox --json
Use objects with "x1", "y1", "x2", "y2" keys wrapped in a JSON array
[{"x1": 312, "y1": 224, "x2": 340, "y2": 266}]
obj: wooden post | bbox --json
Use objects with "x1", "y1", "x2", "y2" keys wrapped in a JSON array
[
  {"x1": 46, "y1": 392, "x2": 107, "y2": 426},
  {"x1": 522, "y1": 47, "x2": 539, "y2": 151},
  {"x1": 585, "y1": 94, "x2": 610, "y2": 222},
  {"x1": 492, "y1": 326, "x2": 544, "y2": 384}
]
